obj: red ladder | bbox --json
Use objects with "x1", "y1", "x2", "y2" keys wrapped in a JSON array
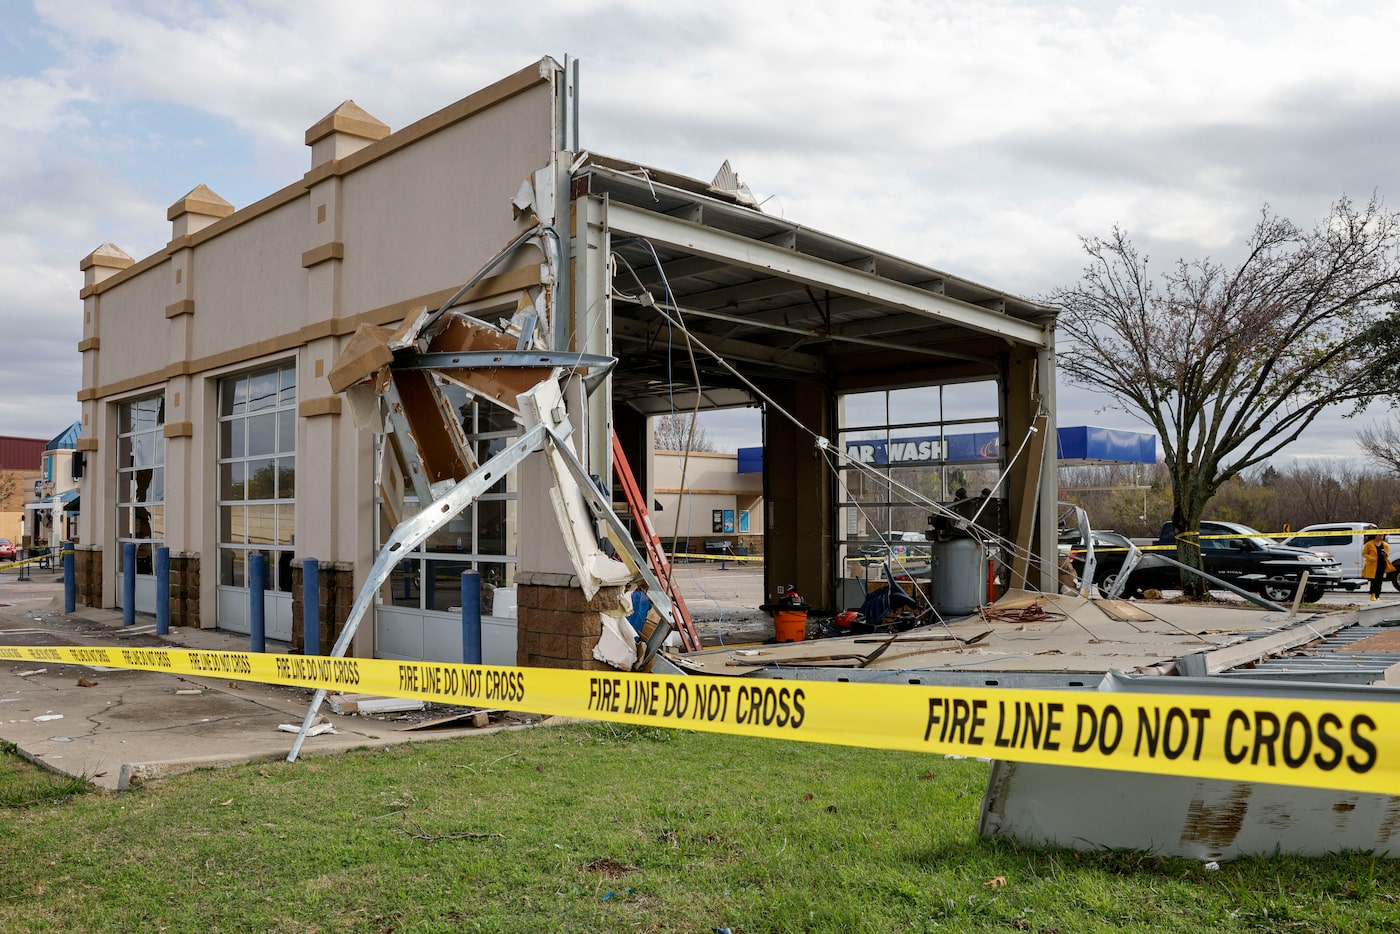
[{"x1": 611, "y1": 430, "x2": 702, "y2": 652}]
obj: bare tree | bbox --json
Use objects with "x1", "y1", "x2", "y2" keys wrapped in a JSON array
[
  {"x1": 0, "y1": 472, "x2": 18, "y2": 511},
  {"x1": 1358, "y1": 420, "x2": 1400, "y2": 476},
  {"x1": 1053, "y1": 196, "x2": 1400, "y2": 596},
  {"x1": 651, "y1": 413, "x2": 717, "y2": 453}
]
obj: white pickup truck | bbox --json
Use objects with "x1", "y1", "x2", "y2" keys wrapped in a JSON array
[{"x1": 1281, "y1": 522, "x2": 1400, "y2": 592}]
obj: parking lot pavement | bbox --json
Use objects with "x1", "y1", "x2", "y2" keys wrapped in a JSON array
[
  {"x1": 0, "y1": 575, "x2": 528, "y2": 791},
  {"x1": 672, "y1": 562, "x2": 773, "y2": 643}
]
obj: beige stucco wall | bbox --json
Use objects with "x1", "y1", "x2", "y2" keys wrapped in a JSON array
[
  {"x1": 338, "y1": 88, "x2": 555, "y2": 314},
  {"x1": 92, "y1": 260, "x2": 171, "y2": 381},
  {"x1": 76, "y1": 60, "x2": 565, "y2": 637},
  {"x1": 187, "y1": 201, "x2": 309, "y2": 361}
]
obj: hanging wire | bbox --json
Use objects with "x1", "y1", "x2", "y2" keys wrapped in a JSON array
[{"x1": 611, "y1": 238, "x2": 1063, "y2": 603}]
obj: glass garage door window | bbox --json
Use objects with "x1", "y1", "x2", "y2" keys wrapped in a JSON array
[{"x1": 217, "y1": 363, "x2": 296, "y2": 593}]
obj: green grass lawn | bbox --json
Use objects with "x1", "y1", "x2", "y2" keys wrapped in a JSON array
[{"x1": 0, "y1": 722, "x2": 1396, "y2": 932}]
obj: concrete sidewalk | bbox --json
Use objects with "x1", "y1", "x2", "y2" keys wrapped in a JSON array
[{"x1": 0, "y1": 574, "x2": 528, "y2": 791}]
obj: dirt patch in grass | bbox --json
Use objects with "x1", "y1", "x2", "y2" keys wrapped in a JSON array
[{"x1": 585, "y1": 857, "x2": 638, "y2": 878}]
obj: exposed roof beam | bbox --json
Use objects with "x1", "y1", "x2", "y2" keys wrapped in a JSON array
[
  {"x1": 614, "y1": 291, "x2": 982, "y2": 362},
  {"x1": 611, "y1": 315, "x2": 824, "y2": 374},
  {"x1": 600, "y1": 199, "x2": 1050, "y2": 348}
]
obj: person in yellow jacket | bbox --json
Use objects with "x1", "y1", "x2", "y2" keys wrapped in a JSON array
[{"x1": 1362, "y1": 533, "x2": 1395, "y2": 602}]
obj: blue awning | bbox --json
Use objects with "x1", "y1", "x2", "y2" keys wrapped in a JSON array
[{"x1": 26, "y1": 489, "x2": 80, "y2": 511}]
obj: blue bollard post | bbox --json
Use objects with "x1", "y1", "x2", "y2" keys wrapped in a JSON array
[
  {"x1": 122, "y1": 542, "x2": 136, "y2": 627},
  {"x1": 461, "y1": 570, "x2": 482, "y2": 665},
  {"x1": 62, "y1": 541, "x2": 75, "y2": 614},
  {"x1": 155, "y1": 547, "x2": 170, "y2": 635},
  {"x1": 249, "y1": 552, "x2": 266, "y2": 653},
  {"x1": 302, "y1": 557, "x2": 320, "y2": 657}
]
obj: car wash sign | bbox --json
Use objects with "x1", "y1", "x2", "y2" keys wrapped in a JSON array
[{"x1": 846, "y1": 432, "x2": 1001, "y2": 466}]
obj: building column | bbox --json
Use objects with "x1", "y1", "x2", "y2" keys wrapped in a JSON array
[
  {"x1": 76, "y1": 243, "x2": 135, "y2": 608},
  {"x1": 165, "y1": 185, "x2": 234, "y2": 627},
  {"x1": 299, "y1": 101, "x2": 388, "y2": 654},
  {"x1": 760, "y1": 378, "x2": 834, "y2": 607}
]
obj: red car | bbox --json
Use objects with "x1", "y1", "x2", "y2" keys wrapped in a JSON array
[{"x1": 0, "y1": 539, "x2": 15, "y2": 561}]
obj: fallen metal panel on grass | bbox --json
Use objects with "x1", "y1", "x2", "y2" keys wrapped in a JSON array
[{"x1": 979, "y1": 670, "x2": 1400, "y2": 859}]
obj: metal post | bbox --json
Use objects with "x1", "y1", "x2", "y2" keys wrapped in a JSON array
[
  {"x1": 122, "y1": 542, "x2": 135, "y2": 627},
  {"x1": 62, "y1": 541, "x2": 75, "y2": 614},
  {"x1": 155, "y1": 547, "x2": 170, "y2": 635},
  {"x1": 461, "y1": 570, "x2": 482, "y2": 665},
  {"x1": 249, "y1": 552, "x2": 266, "y2": 653},
  {"x1": 303, "y1": 558, "x2": 320, "y2": 657}
]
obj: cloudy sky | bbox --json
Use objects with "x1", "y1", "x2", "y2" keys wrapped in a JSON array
[{"x1": 5, "y1": 0, "x2": 1399, "y2": 462}]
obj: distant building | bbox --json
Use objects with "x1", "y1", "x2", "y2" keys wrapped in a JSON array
[
  {"x1": 651, "y1": 449, "x2": 763, "y2": 557},
  {"x1": 23, "y1": 422, "x2": 81, "y2": 549},
  {"x1": 0, "y1": 435, "x2": 47, "y2": 549}
]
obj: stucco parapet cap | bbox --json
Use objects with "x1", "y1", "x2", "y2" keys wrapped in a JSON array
[
  {"x1": 167, "y1": 184, "x2": 235, "y2": 221},
  {"x1": 79, "y1": 242, "x2": 134, "y2": 271},
  {"x1": 305, "y1": 100, "x2": 390, "y2": 146}
]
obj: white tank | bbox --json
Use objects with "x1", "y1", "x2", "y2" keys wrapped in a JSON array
[{"x1": 932, "y1": 538, "x2": 985, "y2": 616}]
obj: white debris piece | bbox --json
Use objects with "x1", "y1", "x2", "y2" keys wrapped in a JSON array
[
  {"x1": 328, "y1": 694, "x2": 426, "y2": 715},
  {"x1": 278, "y1": 719, "x2": 337, "y2": 736}
]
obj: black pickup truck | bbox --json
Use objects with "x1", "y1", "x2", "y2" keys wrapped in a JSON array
[{"x1": 1076, "y1": 520, "x2": 1342, "y2": 601}]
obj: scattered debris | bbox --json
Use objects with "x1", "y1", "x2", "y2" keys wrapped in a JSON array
[
  {"x1": 33, "y1": 713, "x2": 62, "y2": 722},
  {"x1": 277, "y1": 718, "x2": 336, "y2": 736},
  {"x1": 174, "y1": 688, "x2": 203, "y2": 696},
  {"x1": 16, "y1": 669, "x2": 45, "y2": 677},
  {"x1": 980, "y1": 602, "x2": 1067, "y2": 624},
  {"x1": 400, "y1": 708, "x2": 497, "y2": 731},
  {"x1": 329, "y1": 694, "x2": 426, "y2": 715},
  {"x1": 984, "y1": 875, "x2": 1007, "y2": 888},
  {"x1": 75, "y1": 676, "x2": 98, "y2": 688}
]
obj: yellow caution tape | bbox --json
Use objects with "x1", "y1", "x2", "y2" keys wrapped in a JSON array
[
  {"x1": 670, "y1": 552, "x2": 764, "y2": 562},
  {"x1": 0, "y1": 644, "x2": 1392, "y2": 795},
  {"x1": 0, "y1": 550, "x2": 69, "y2": 573}
]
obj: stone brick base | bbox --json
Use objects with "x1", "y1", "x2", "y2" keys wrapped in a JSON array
[
  {"x1": 291, "y1": 561, "x2": 357, "y2": 654},
  {"x1": 516, "y1": 573, "x2": 627, "y2": 671},
  {"x1": 168, "y1": 552, "x2": 201, "y2": 627},
  {"x1": 76, "y1": 546, "x2": 103, "y2": 608}
]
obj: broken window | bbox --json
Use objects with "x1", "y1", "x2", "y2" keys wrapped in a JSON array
[
  {"x1": 379, "y1": 395, "x2": 518, "y2": 617},
  {"x1": 116, "y1": 393, "x2": 166, "y2": 576}
]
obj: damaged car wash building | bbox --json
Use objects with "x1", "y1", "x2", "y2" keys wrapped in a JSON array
[{"x1": 73, "y1": 56, "x2": 1059, "y2": 666}]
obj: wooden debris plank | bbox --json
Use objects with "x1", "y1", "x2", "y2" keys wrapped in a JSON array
[
  {"x1": 401, "y1": 709, "x2": 502, "y2": 731},
  {"x1": 1094, "y1": 599, "x2": 1156, "y2": 622}
]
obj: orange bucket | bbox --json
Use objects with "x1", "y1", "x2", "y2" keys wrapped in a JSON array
[{"x1": 774, "y1": 609, "x2": 808, "y2": 642}]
